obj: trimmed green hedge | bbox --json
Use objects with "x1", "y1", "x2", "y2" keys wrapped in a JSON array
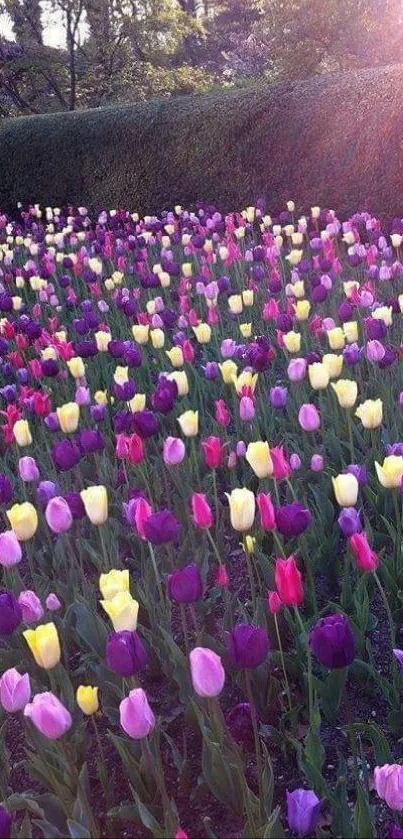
[{"x1": 1, "y1": 64, "x2": 402, "y2": 216}]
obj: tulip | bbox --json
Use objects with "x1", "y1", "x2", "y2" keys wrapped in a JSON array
[
  {"x1": 270, "y1": 386, "x2": 288, "y2": 408},
  {"x1": 228, "y1": 294, "x2": 243, "y2": 314},
  {"x1": 45, "y1": 496, "x2": 73, "y2": 533},
  {"x1": 76, "y1": 685, "x2": 99, "y2": 715},
  {"x1": 0, "y1": 591, "x2": 22, "y2": 635},
  {"x1": 374, "y1": 764, "x2": 403, "y2": 810},
  {"x1": 201, "y1": 436, "x2": 224, "y2": 468},
  {"x1": 163, "y1": 436, "x2": 186, "y2": 466},
  {"x1": 271, "y1": 446, "x2": 292, "y2": 480},
  {"x1": 166, "y1": 371, "x2": 189, "y2": 396},
  {"x1": 349, "y1": 531, "x2": 379, "y2": 571},
  {"x1": 189, "y1": 647, "x2": 225, "y2": 697},
  {"x1": 106, "y1": 630, "x2": 147, "y2": 677},
  {"x1": 18, "y1": 590, "x2": 44, "y2": 623},
  {"x1": 0, "y1": 475, "x2": 13, "y2": 505},
  {"x1": 166, "y1": 346, "x2": 184, "y2": 367},
  {"x1": 67, "y1": 356, "x2": 85, "y2": 378},
  {"x1": 376, "y1": 456, "x2": 403, "y2": 489},
  {"x1": 120, "y1": 688, "x2": 155, "y2": 738},
  {"x1": 228, "y1": 624, "x2": 270, "y2": 669},
  {"x1": 275, "y1": 556, "x2": 304, "y2": 606},
  {"x1": 0, "y1": 668, "x2": 31, "y2": 712},
  {"x1": 23, "y1": 622, "x2": 61, "y2": 668},
  {"x1": 168, "y1": 565, "x2": 203, "y2": 604},
  {"x1": 283, "y1": 331, "x2": 301, "y2": 353},
  {"x1": 191, "y1": 493, "x2": 213, "y2": 529},
  {"x1": 0, "y1": 531, "x2": 22, "y2": 567},
  {"x1": 99, "y1": 569, "x2": 129, "y2": 601},
  {"x1": 355, "y1": 398, "x2": 383, "y2": 429},
  {"x1": 226, "y1": 702, "x2": 255, "y2": 748},
  {"x1": 101, "y1": 591, "x2": 139, "y2": 631},
  {"x1": 143, "y1": 510, "x2": 181, "y2": 544},
  {"x1": 332, "y1": 474, "x2": 359, "y2": 507},
  {"x1": 331, "y1": 379, "x2": 358, "y2": 408},
  {"x1": 24, "y1": 692, "x2": 72, "y2": 739},
  {"x1": 216, "y1": 563, "x2": 229, "y2": 587},
  {"x1": 7, "y1": 502, "x2": 38, "y2": 541},
  {"x1": 311, "y1": 454, "x2": 324, "y2": 472},
  {"x1": 56, "y1": 402, "x2": 80, "y2": 433},
  {"x1": 287, "y1": 358, "x2": 307, "y2": 382},
  {"x1": 215, "y1": 399, "x2": 231, "y2": 427},
  {"x1": 51, "y1": 440, "x2": 81, "y2": 471},
  {"x1": 193, "y1": 323, "x2": 211, "y2": 343},
  {"x1": 308, "y1": 362, "x2": 329, "y2": 390},
  {"x1": 239, "y1": 396, "x2": 255, "y2": 421},
  {"x1": 226, "y1": 488, "x2": 255, "y2": 531},
  {"x1": 13, "y1": 419, "x2": 32, "y2": 446},
  {"x1": 0, "y1": 808, "x2": 11, "y2": 839},
  {"x1": 46, "y1": 593, "x2": 62, "y2": 611},
  {"x1": 286, "y1": 789, "x2": 321, "y2": 835},
  {"x1": 80, "y1": 486, "x2": 108, "y2": 525},
  {"x1": 37, "y1": 481, "x2": 58, "y2": 506},
  {"x1": 298, "y1": 404, "x2": 320, "y2": 432},
  {"x1": 338, "y1": 507, "x2": 361, "y2": 536},
  {"x1": 275, "y1": 503, "x2": 311, "y2": 539},
  {"x1": 64, "y1": 492, "x2": 86, "y2": 519},
  {"x1": 233, "y1": 371, "x2": 258, "y2": 395},
  {"x1": 177, "y1": 410, "x2": 198, "y2": 437},
  {"x1": 18, "y1": 456, "x2": 39, "y2": 482},
  {"x1": 310, "y1": 614, "x2": 356, "y2": 669},
  {"x1": 267, "y1": 591, "x2": 282, "y2": 614},
  {"x1": 245, "y1": 441, "x2": 273, "y2": 479},
  {"x1": 257, "y1": 493, "x2": 276, "y2": 530}
]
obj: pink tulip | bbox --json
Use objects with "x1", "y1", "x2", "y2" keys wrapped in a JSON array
[
  {"x1": 287, "y1": 358, "x2": 307, "y2": 382},
  {"x1": 0, "y1": 668, "x2": 31, "y2": 712},
  {"x1": 267, "y1": 591, "x2": 282, "y2": 615},
  {"x1": 374, "y1": 764, "x2": 403, "y2": 810},
  {"x1": 349, "y1": 531, "x2": 379, "y2": 572},
  {"x1": 120, "y1": 688, "x2": 155, "y2": 739},
  {"x1": 18, "y1": 590, "x2": 44, "y2": 623},
  {"x1": 271, "y1": 446, "x2": 292, "y2": 480},
  {"x1": 163, "y1": 437, "x2": 186, "y2": 466},
  {"x1": 45, "y1": 497, "x2": 73, "y2": 534},
  {"x1": 215, "y1": 399, "x2": 231, "y2": 427},
  {"x1": 216, "y1": 564, "x2": 229, "y2": 587},
  {"x1": 257, "y1": 493, "x2": 276, "y2": 531},
  {"x1": 366, "y1": 340, "x2": 385, "y2": 362},
  {"x1": 189, "y1": 647, "x2": 225, "y2": 697},
  {"x1": 127, "y1": 434, "x2": 144, "y2": 465},
  {"x1": 298, "y1": 404, "x2": 320, "y2": 432},
  {"x1": 18, "y1": 457, "x2": 40, "y2": 482},
  {"x1": 24, "y1": 692, "x2": 72, "y2": 739},
  {"x1": 46, "y1": 593, "x2": 62, "y2": 611},
  {"x1": 0, "y1": 531, "x2": 22, "y2": 567},
  {"x1": 134, "y1": 497, "x2": 152, "y2": 539},
  {"x1": 191, "y1": 493, "x2": 213, "y2": 529},
  {"x1": 75, "y1": 387, "x2": 91, "y2": 406},
  {"x1": 290, "y1": 453, "x2": 302, "y2": 471},
  {"x1": 311, "y1": 454, "x2": 324, "y2": 472},
  {"x1": 239, "y1": 396, "x2": 255, "y2": 422},
  {"x1": 115, "y1": 434, "x2": 130, "y2": 459}
]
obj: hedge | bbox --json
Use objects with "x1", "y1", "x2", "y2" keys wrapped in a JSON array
[{"x1": 1, "y1": 63, "x2": 403, "y2": 217}]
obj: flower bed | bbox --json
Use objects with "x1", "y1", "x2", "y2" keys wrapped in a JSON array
[{"x1": 0, "y1": 201, "x2": 403, "y2": 838}]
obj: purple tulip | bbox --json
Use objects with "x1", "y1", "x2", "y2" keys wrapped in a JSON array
[
  {"x1": 77, "y1": 429, "x2": 105, "y2": 454},
  {"x1": 133, "y1": 411, "x2": 159, "y2": 438},
  {"x1": 309, "y1": 614, "x2": 356, "y2": 669},
  {"x1": 151, "y1": 377, "x2": 178, "y2": 414},
  {"x1": 270, "y1": 386, "x2": 288, "y2": 409},
  {"x1": 275, "y1": 503, "x2": 312, "y2": 539},
  {"x1": 64, "y1": 492, "x2": 86, "y2": 520},
  {"x1": 51, "y1": 440, "x2": 81, "y2": 472},
  {"x1": 343, "y1": 343, "x2": 362, "y2": 366},
  {"x1": 338, "y1": 507, "x2": 361, "y2": 537},
  {"x1": 18, "y1": 590, "x2": 44, "y2": 624},
  {"x1": 389, "y1": 826, "x2": 403, "y2": 839},
  {"x1": 0, "y1": 592, "x2": 22, "y2": 635},
  {"x1": 226, "y1": 702, "x2": 255, "y2": 748},
  {"x1": 36, "y1": 481, "x2": 59, "y2": 506},
  {"x1": 106, "y1": 630, "x2": 148, "y2": 677},
  {"x1": 0, "y1": 808, "x2": 12, "y2": 839},
  {"x1": 0, "y1": 475, "x2": 13, "y2": 505},
  {"x1": 345, "y1": 464, "x2": 368, "y2": 486},
  {"x1": 228, "y1": 624, "x2": 270, "y2": 669},
  {"x1": 143, "y1": 510, "x2": 181, "y2": 544},
  {"x1": 167, "y1": 564, "x2": 203, "y2": 604},
  {"x1": 287, "y1": 789, "x2": 321, "y2": 835}
]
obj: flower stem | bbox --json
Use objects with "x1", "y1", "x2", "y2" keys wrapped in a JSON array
[
  {"x1": 147, "y1": 541, "x2": 164, "y2": 603},
  {"x1": 294, "y1": 606, "x2": 314, "y2": 723},
  {"x1": 244, "y1": 670, "x2": 263, "y2": 803},
  {"x1": 274, "y1": 614, "x2": 292, "y2": 713}
]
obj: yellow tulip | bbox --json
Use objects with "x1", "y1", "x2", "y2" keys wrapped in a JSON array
[
  {"x1": 391, "y1": 233, "x2": 402, "y2": 248},
  {"x1": 166, "y1": 371, "x2": 189, "y2": 397},
  {"x1": 101, "y1": 591, "x2": 139, "y2": 631},
  {"x1": 177, "y1": 410, "x2": 198, "y2": 437},
  {"x1": 67, "y1": 357, "x2": 85, "y2": 378},
  {"x1": 151, "y1": 329, "x2": 165, "y2": 349},
  {"x1": 13, "y1": 419, "x2": 32, "y2": 447},
  {"x1": 239, "y1": 323, "x2": 252, "y2": 338},
  {"x1": 57, "y1": 403, "x2": 80, "y2": 433},
  {"x1": 343, "y1": 231, "x2": 356, "y2": 245},
  {"x1": 287, "y1": 200, "x2": 295, "y2": 212},
  {"x1": 182, "y1": 263, "x2": 193, "y2": 278},
  {"x1": 322, "y1": 354, "x2": 343, "y2": 379},
  {"x1": 7, "y1": 502, "x2": 38, "y2": 540},
  {"x1": 23, "y1": 623, "x2": 61, "y2": 669},
  {"x1": 331, "y1": 379, "x2": 358, "y2": 408},
  {"x1": 95, "y1": 331, "x2": 111, "y2": 352},
  {"x1": 99, "y1": 569, "x2": 129, "y2": 601},
  {"x1": 332, "y1": 474, "x2": 359, "y2": 507},
  {"x1": 226, "y1": 488, "x2": 256, "y2": 532},
  {"x1": 294, "y1": 300, "x2": 311, "y2": 321},
  {"x1": 343, "y1": 280, "x2": 360, "y2": 299},
  {"x1": 42, "y1": 347, "x2": 58, "y2": 361},
  {"x1": 283, "y1": 331, "x2": 301, "y2": 353},
  {"x1": 327, "y1": 328, "x2": 345, "y2": 350},
  {"x1": 228, "y1": 295, "x2": 243, "y2": 315},
  {"x1": 12, "y1": 297, "x2": 23, "y2": 311},
  {"x1": 372, "y1": 306, "x2": 392, "y2": 327},
  {"x1": 375, "y1": 456, "x2": 403, "y2": 489},
  {"x1": 242, "y1": 290, "x2": 254, "y2": 306},
  {"x1": 245, "y1": 206, "x2": 255, "y2": 223},
  {"x1": 76, "y1": 686, "x2": 99, "y2": 715},
  {"x1": 166, "y1": 347, "x2": 184, "y2": 368},
  {"x1": 245, "y1": 441, "x2": 273, "y2": 479},
  {"x1": 343, "y1": 321, "x2": 359, "y2": 343},
  {"x1": 128, "y1": 394, "x2": 146, "y2": 412},
  {"x1": 159, "y1": 271, "x2": 170, "y2": 288},
  {"x1": 243, "y1": 535, "x2": 256, "y2": 554},
  {"x1": 219, "y1": 360, "x2": 238, "y2": 384},
  {"x1": 355, "y1": 399, "x2": 383, "y2": 429},
  {"x1": 291, "y1": 232, "x2": 303, "y2": 246},
  {"x1": 308, "y1": 362, "x2": 330, "y2": 390},
  {"x1": 114, "y1": 366, "x2": 129, "y2": 385},
  {"x1": 292, "y1": 280, "x2": 305, "y2": 299},
  {"x1": 105, "y1": 279, "x2": 115, "y2": 292},
  {"x1": 80, "y1": 486, "x2": 108, "y2": 525},
  {"x1": 132, "y1": 325, "x2": 149, "y2": 345},
  {"x1": 95, "y1": 391, "x2": 108, "y2": 406},
  {"x1": 193, "y1": 324, "x2": 211, "y2": 344},
  {"x1": 233, "y1": 371, "x2": 258, "y2": 395}
]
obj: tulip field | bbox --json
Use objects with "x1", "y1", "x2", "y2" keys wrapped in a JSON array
[{"x1": 3, "y1": 201, "x2": 403, "y2": 838}]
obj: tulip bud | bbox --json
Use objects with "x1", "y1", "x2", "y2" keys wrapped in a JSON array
[
  {"x1": 106, "y1": 630, "x2": 147, "y2": 677},
  {"x1": 119, "y1": 688, "x2": 155, "y2": 739},
  {"x1": 267, "y1": 591, "x2": 282, "y2": 614},
  {"x1": 168, "y1": 564, "x2": 203, "y2": 604},
  {"x1": 0, "y1": 591, "x2": 22, "y2": 635},
  {"x1": 24, "y1": 692, "x2": 72, "y2": 739},
  {"x1": 189, "y1": 647, "x2": 225, "y2": 697},
  {"x1": 275, "y1": 556, "x2": 304, "y2": 606},
  {"x1": 46, "y1": 593, "x2": 62, "y2": 611},
  {"x1": 80, "y1": 485, "x2": 108, "y2": 525},
  {"x1": 163, "y1": 436, "x2": 186, "y2": 466},
  {"x1": 76, "y1": 685, "x2": 99, "y2": 715},
  {"x1": 18, "y1": 590, "x2": 44, "y2": 623},
  {"x1": 0, "y1": 668, "x2": 31, "y2": 712},
  {"x1": 23, "y1": 621, "x2": 61, "y2": 668},
  {"x1": 0, "y1": 531, "x2": 22, "y2": 567},
  {"x1": 298, "y1": 404, "x2": 320, "y2": 432},
  {"x1": 45, "y1": 496, "x2": 73, "y2": 533},
  {"x1": 18, "y1": 457, "x2": 39, "y2": 482},
  {"x1": 191, "y1": 493, "x2": 213, "y2": 529},
  {"x1": 349, "y1": 531, "x2": 379, "y2": 572},
  {"x1": 286, "y1": 789, "x2": 321, "y2": 836}
]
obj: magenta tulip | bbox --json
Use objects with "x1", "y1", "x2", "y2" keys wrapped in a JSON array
[
  {"x1": 45, "y1": 497, "x2": 73, "y2": 533},
  {"x1": 0, "y1": 531, "x2": 22, "y2": 567},
  {"x1": 24, "y1": 692, "x2": 72, "y2": 739}
]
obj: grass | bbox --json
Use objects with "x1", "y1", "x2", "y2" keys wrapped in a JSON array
[{"x1": 0, "y1": 63, "x2": 402, "y2": 217}]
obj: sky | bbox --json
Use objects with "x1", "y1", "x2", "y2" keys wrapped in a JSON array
[{"x1": 0, "y1": 3, "x2": 88, "y2": 48}]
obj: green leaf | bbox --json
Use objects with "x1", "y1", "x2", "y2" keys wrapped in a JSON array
[
  {"x1": 132, "y1": 792, "x2": 164, "y2": 838},
  {"x1": 353, "y1": 783, "x2": 375, "y2": 839},
  {"x1": 67, "y1": 820, "x2": 91, "y2": 839},
  {"x1": 262, "y1": 806, "x2": 285, "y2": 838},
  {"x1": 343, "y1": 723, "x2": 392, "y2": 766},
  {"x1": 201, "y1": 736, "x2": 245, "y2": 816}
]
